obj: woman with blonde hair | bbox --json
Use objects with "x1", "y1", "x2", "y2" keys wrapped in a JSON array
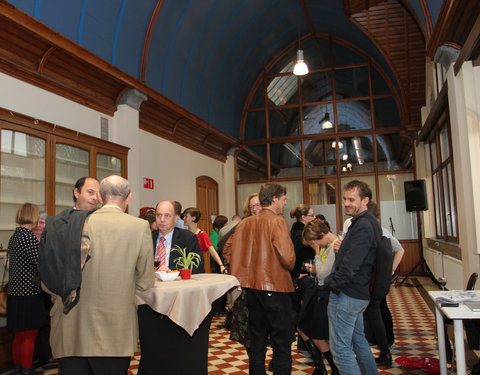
[{"x1": 7, "y1": 203, "x2": 48, "y2": 375}]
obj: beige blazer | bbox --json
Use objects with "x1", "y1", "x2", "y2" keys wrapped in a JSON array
[{"x1": 49, "y1": 205, "x2": 154, "y2": 358}]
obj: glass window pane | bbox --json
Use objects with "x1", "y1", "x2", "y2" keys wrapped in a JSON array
[
  {"x1": 371, "y1": 67, "x2": 391, "y2": 95},
  {"x1": 378, "y1": 173, "x2": 417, "y2": 239},
  {"x1": 433, "y1": 172, "x2": 443, "y2": 238},
  {"x1": 236, "y1": 145, "x2": 268, "y2": 181},
  {"x1": 271, "y1": 142, "x2": 302, "y2": 179},
  {"x1": 244, "y1": 111, "x2": 266, "y2": 141},
  {"x1": 304, "y1": 139, "x2": 337, "y2": 177},
  {"x1": 302, "y1": 71, "x2": 333, "y2": 103},
  {"x1": 278, "y1": 180, "x2": 304, "y2": 228},
  {"x1": 337, "y1": 101, "x2": 372, "y2": 131},
  {"x1": 339, "y1": 135, "x2": 374, "y2": 173},
  {"x1": 56, "y1": 144, "x2": 89, "y2": 213},
  {"x1": 268, "y1": 107, "x2": 300, "y2": 138},
  {"x1": 97, "y1": 154, "x2": 122, "y2": 181},
  {"x1": 1, "y1": 130, "x2": 45, "y2": 239},
  {"x1": 267, "y1": 75, "x2": 298, "y2": 107},
  {"x1": 303, "y1": 104, "x2": 335, "y2": 135},
  {"x1": 377, "y1": 134, "x2": 413, "y2": 171},
  {"x1": 340, "y1": 176, "x2": 376, "y2": 226},
  {"x1": 308, "y1": 179, "x2": 338, "y2": 234},
  {"x1": 439, "y1": 126, "x2": 450, "y2": 161},
  {"x1": 237, "y1": 182, "x2": 263, "y2": 213},
  {"x1": 447, "y1": 163, "x2": 457, "y2": 237},
  {"x1": 374, "y1": 98, "x2": 401, "y2": 128},
  {"x1": 431, "y1": 138, "x2": 438, "y2": 170},
  {"x1": 443, "y1": 166, "x2": 452, "y2": 237},
  {"x1": 335, "y1": 67, "x2": 369, "y2": 98}
]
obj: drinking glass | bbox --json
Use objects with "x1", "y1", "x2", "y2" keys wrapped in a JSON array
[
  {"x1": 337, "y1": 231, "x2": 344, "y2": 241},
  {"x1": 304, "y1": 260, "x2": 314, "y2": 278},
  {"x1": 438, "y1": 276, "x2": 447, "y2": 291}
]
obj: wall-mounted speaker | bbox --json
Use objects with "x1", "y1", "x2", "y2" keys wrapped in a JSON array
[{"x1": 404, "y1": 179, "x2": 428, "y2": 212}]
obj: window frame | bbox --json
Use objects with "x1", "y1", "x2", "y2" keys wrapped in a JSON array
[{"x1": 427, "y1": 112, "x2": 458, "y2": 242}]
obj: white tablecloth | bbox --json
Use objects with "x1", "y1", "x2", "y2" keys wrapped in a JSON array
[{"x1": 136, "y1": 273, "x2": 239, "y2": 335}]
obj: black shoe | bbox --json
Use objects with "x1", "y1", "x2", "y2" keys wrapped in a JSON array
[{"x1": 375, "y1": 351, "x2": 392, "y2": 366}]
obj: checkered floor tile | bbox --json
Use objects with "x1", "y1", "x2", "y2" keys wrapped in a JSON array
[{"x1": 4, "y1": 281, "x2": 443, "y2": 374}]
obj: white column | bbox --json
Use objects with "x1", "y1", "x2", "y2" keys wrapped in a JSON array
[
  {"x1": 110, "y1": 104, "x2": 142, "y2": 216},
  {"x1": 447, "y1": 61, "x2": 480, "y2": 281}
]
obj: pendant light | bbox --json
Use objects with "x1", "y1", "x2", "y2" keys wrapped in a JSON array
[{"x1": 293, "y1": 49, "x2": 309, "y2": 76}]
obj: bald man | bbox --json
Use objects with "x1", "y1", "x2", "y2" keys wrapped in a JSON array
[
  {"x1": 49, "y1": 175, "x2": 154, "y2": 375},
  {"x1": 152, "y1": 200, "x2": 204, "y2": 274}
]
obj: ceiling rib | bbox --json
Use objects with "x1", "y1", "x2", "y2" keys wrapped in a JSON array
[{"x1": 141, "y1": 0, "x2": 164, "y2": 82}]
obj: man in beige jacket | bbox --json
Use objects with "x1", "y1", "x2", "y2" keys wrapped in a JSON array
[{"x1": 49, "y1": 175, "x2": 154, "y2": 374}]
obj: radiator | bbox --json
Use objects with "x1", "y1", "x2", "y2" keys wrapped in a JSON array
[
  {"x1": 443, "y1": 255, "x2": 463, "y2": 290},
  {"x1": 424, "y1": 247, "x2": 443, "y2": 279}
]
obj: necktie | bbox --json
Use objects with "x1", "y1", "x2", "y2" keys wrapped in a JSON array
[{"x1": 155, "y1": 236, "x2": 166, "y2": 266}]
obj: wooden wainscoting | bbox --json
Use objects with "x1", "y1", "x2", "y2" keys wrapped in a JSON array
[{"x1": 396, "y1": 240, "x2": 421, "y2": 275}]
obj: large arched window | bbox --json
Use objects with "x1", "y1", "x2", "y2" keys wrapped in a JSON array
[{"x1": 237, "y1": 35, "x2": 416, "y2": 241}]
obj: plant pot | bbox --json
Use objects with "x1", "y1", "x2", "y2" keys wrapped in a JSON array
[{"x1": 179, "y1": 269, "x2": 192, "y2": 280}]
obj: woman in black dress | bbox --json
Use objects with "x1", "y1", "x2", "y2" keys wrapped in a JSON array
[
  {"x1": 7, "y1": 203, "x2": 47, "y2": 375},
  {"x1": 299, "y1": 219, "x2": 339, "y2": 375}
]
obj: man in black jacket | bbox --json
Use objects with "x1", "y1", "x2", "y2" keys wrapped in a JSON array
[
  {"x1": 152, "y1": 200, "x2": 204, "y2": 273},
  {"x1": 325, "y1": 180, "x2": 378, "y2": 375}
]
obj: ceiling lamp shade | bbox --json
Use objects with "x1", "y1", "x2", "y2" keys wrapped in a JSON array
[
  {"x1": 332, "y1": 140, "x2": 343, "y2": 149},
  {"x1": 293, "y1": 49, "x2": 309, "y2": 76},
  {"x1": 322, "y1": 112, "x2": 333, "y2": 129}
]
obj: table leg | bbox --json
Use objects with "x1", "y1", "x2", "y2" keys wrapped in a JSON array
[
  {"x1": 435, "y1": 306, "x2": 448, "y2": 375},
  {"x1": 453, "y1": 319, "x2": 466, "y2": 375}
]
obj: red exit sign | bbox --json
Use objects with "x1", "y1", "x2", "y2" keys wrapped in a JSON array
[{"x1": 143, "y1": 178, "x2": 154, "y2": 190}]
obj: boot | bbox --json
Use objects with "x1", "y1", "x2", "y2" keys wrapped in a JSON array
[
  {"x1": 321, "y1": 350, "x2": 339, "y2": 375},
  {"x1": 304, "y1": 339, "x2": 327, "y2": 375},
  {"x1": 375, "y1": 348, "x2": 392, "y2": 366},
  {"x1": 21, "y1": 368, "x2": 36, "y2": 375},
  {"x1": 13, "y1": 365, "x2": 22, "y2": 375}
]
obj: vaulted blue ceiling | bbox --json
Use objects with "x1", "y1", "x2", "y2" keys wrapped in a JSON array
[{"x1": 6, "y1": 0, "x2": 441, "y2": 139}]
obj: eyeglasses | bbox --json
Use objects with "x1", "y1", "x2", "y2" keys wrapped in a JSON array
[{"x1": 249, "y1": 203, "x2": 261, "y2": 209}]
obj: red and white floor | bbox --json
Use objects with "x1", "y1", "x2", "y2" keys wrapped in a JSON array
[{"x1": 7, "y1": 279, "x2": 447, "y2": 374}]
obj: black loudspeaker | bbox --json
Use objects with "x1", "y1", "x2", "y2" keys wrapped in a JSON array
[{"x1": 404, "y1": 179, "x2": 428, "y2": 212}]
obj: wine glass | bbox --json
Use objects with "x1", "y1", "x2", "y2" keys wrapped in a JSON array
[
  {"x1": 304, "y1": 260, "x2": 314, "y2": 278},
  {"x1": 337, "y1": 231, "x2": 344, "y2": 241},
  {"x1": 438, "y1": 276, "x2": 447, "y2": 291}
]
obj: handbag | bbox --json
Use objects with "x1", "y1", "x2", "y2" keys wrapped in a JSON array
[{"x1": 0, "y1": 251, "x2": 9, "y2": 316}]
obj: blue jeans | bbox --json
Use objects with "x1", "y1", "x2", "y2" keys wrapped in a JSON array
[{"x1": 328, "y1": 292, "x2": 378, "y2": 375}]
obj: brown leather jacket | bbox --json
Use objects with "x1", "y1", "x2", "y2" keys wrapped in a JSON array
[{"x1": 230, "y1": 208, "x2": 295, "y2": 292}]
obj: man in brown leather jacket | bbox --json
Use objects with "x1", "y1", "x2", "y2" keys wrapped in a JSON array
[{"x1": 231, "y1": 183, "x2": 296, "y2": 375}]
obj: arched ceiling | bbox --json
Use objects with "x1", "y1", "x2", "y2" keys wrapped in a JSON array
[{"x1": 2, "y1": 0, "x2": 476, "y2": 160}]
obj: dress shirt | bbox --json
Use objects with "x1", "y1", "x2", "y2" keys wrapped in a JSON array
[{"x1": 156, "y1": 230, "x2": 174, "y2": 267}]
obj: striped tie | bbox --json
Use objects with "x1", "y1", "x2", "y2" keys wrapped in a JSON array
[{"x1": 155, "y1": 236, "x2": 166, "y2": 266}]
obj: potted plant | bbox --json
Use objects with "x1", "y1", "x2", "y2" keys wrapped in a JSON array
[{"x1": 171, "y1": 244, "x2": 201, "y2": 279}]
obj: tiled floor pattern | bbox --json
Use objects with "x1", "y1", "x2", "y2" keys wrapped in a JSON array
[{"x1": 14, "y1": 281, "x2": 441, "y2": 374}]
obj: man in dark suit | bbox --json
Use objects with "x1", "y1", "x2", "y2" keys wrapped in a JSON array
[{"x1": 152, "y1": 200, "x2": 204, "y2": 273}]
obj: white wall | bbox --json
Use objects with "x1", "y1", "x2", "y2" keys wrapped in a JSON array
[
  {"x1": 0, "y1": 72, "x2": 237, "y2": 220},
  {"x1": 138, "y1": 130, "x2": 233, "y2": 217},
  {"x1": 0, "y1": 72, "x2": 107, "y2": 138}
]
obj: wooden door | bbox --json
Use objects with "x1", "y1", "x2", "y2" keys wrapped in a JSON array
[{"x1": 196, "y1": 176, "x2": 219, "y2": 273}]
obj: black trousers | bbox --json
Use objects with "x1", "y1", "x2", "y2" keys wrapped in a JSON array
[
  {"x1": 57, "y1": 356, "x2": 130, "y2": 375},
  {"x1": 364, "y1": 299, "x2": 389, "y2": 350},
  {"x1": 246, "y1": 288, "x2": 293, "y2": 375}
]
